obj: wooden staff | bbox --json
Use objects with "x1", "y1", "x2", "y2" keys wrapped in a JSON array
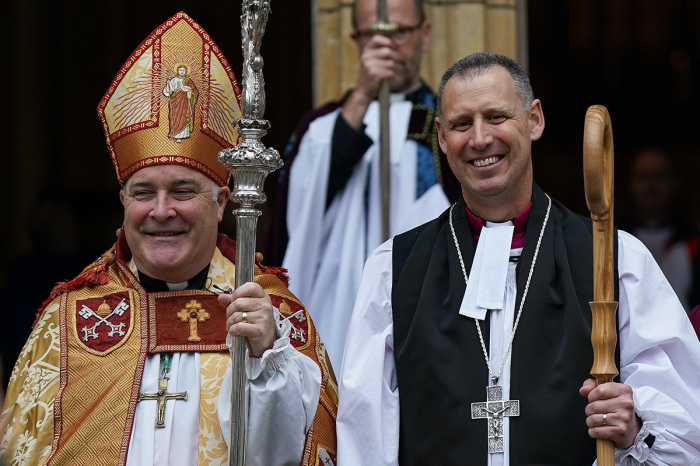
[{"x1": 583, "y1": 105, "x2": 618, "y2": 466}]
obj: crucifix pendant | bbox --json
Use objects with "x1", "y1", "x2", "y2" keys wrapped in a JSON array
[
  {"x1": 471, "y1": 385, "x2": 520, "y2": 453},
  {"x1": 138, "y1": 376, "x2": 188, "y2": 428}
]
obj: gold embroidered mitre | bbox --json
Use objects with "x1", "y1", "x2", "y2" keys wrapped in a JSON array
[{"x1": 97, "y1": 11, "x2": 241, "y2": 186}]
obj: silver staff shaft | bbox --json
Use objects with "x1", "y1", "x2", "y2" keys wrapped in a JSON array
[
  {"x1": 379, "y1": 79, "x2": 391, "y2": 242},
  {"x1": 218, "y1": 2, "x2": 282, "y2": 465},
  {"x1": 374, "y1": 0, "x2": 396, "y2": 242}
]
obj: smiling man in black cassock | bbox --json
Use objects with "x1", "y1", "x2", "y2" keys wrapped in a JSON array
[{"x1": 336, "y1": 52, "x2": 700, "y2": 465}]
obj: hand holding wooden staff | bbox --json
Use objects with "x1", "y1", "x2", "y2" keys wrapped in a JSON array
[{"x1": 580, "y1": 105, "x2": 640, "y2": 464}]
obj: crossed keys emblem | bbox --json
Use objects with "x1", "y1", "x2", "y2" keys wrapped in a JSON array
[
  {"x1": 78, "y1": 298, "x2": 130, "y2": 342},
  {"x1": 278, "y1": 303, "x2": 308, "y2": 344}
]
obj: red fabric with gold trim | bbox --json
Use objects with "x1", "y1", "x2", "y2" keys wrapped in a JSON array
[
  {"x1": 268, "y1": 295, "x2": 310, "y2": 349},
  {"x1": 97, "y1": 11, "x2": 242, "y2": 186},
  {"x1": 148, "y1": 291, "x2": 228, "y2": 352},
  {"x1": 75, "y1": 291, "x2": 131, "y2": 353}
]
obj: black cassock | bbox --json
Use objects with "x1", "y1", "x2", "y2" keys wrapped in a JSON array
[{"x1": 392, "y1": 183, "x2": 619, "y2": 465}]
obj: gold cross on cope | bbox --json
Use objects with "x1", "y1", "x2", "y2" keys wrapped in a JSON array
[
  {"x1": 138, "y1": 376, "x2": 188, "y2": 428},
  {"x1": 471, "y1": 385, "x2": 520, "y2": 453},
  {"x1": 177, "y1": 299, "x2": 211, "y2": 342}
]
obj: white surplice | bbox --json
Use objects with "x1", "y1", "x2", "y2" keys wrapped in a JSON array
[
  {"x1": 284, "y1": 101, "x2": 450, "y2": 370},
  {"x1": 337, "y1": 230, "x2": 700, "y2": 466},
  {"x1": 127, "y1": 304, "x2": 321, "y2": 465}
]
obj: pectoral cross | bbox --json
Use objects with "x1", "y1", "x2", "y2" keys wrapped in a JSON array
[
  {"x1": 138, "y1": 376, "x2": 188, "y2": 428},
  {"x1": 177, "y1": 299, "x2": 210, "y2": 342},
  {"x1": 471, "y1": 385, "x2": 520, "y2": 453}
]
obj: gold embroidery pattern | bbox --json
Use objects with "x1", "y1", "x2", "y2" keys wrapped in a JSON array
[
  {"x1": 97, "y1": 12, "x2": 242, "y2": 188},
  {"x1": 50, "y1": 285, "x2": 145, "y2": 465},
  {"x1": 199, "y1": 353, "x2": 229, "y2": 465},
  {"x1": 197, "y1": 248, "x2": 232, "y2": 464},
  {"x1": 1, "y1": 241, "x2": 337, "y2": 465},
  {"x1": 207, "y1": 247, "x2": 234, "y2": 289},
  {"x1": 177, "y1": 299, "x2": 211, "y2": 342},
  {"x1": 0, "y1": 301, "x2": 61, "y2": 466}
]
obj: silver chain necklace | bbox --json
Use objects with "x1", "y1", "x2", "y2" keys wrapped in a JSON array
[
  {"x1": 449, "y1": 195, "x2": 551, "y2": 454},
  {"x1": 448, "y1": 194, "x2": 551, "y2": 384}
]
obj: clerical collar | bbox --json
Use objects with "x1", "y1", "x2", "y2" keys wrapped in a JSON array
[
  {"x1": 465, "y1": 202, "x2": 532, "y2": 249},
  {"x1": 138, "y1": 265, "x2": 210, "y2": 292},
  {"x1": 390, "y1": 92, "x2": 407, "y2": 104}
]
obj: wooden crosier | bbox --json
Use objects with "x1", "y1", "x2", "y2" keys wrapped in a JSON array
[{"x1": 583, "y1": 105, "x2": 618, "y2": 466}]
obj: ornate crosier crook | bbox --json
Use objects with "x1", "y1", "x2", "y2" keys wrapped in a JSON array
[{"x1": 218, "y1": 1, "x2": 282, "y2": 464}]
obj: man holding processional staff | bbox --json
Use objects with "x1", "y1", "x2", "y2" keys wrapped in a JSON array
[
  {"x1": 0, "y1": 11, "x2": 337, "y2": 466},
  {"x1": 337, "y1": 52, "x2": 700, "y2": 465},
  {"x1": 271, "y1": 0, "x2": 461, "y2": 371}
]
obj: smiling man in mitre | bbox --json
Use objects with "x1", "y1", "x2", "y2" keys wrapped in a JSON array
[{"x1": 0, "y1": 12, "x2": 337, "y2": 466}]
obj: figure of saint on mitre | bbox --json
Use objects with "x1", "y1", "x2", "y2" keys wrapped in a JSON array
[{"x1": 162, "y1": 62, "x2": 199, "y2": 142}]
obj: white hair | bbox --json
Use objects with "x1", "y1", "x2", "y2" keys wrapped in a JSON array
[{"x1": 211, "y1": 180, "x2": 224, "y2": 202}]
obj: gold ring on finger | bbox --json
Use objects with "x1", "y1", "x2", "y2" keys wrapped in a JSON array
[
  {"x1": 242, "y1": 312, "x2": 248, "y2": 323},
  {"x1": 602, "y1": 413, "x2": 607, "y2": 426}
]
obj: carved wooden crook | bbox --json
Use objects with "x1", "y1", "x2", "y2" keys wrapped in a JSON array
[{"x1": 583, "y1": 105, "x2": 618, "y2": 466}]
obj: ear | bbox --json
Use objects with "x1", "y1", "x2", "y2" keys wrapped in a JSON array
[
  {"x1": 119, "y1": 188, "x2": 126, "y2": 206},
  {"x1": 528, "y1": 99, "x2": 545, "y2": 141},
  {"x1": 420, "y1": 20, "x2": 432, "y2": 53},
  {"x1": 216, "y1": 186, "x2": 231, "y2": 222},
  {"x1": 435, "y1": 116, "x2": 448, "y2": 154}
]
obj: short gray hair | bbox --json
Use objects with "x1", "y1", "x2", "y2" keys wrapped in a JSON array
[{"x1": 436, "y1": 52, "x2": 534, "y2": 118}]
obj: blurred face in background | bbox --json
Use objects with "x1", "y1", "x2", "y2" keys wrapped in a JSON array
[
  {"x1": 353, "y1": 0, "x2": 431, "y2": 93},
  {"x1": 629, "y1": 149, "x2": 675, "y2": 223}
]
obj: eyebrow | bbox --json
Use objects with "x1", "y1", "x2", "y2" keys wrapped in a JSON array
[
  {"x1": 444, "y1": 112, "x2": 473, "y2": 127},
  {"x1": 446, "y1": 103, "x2": 515, "y2": 124},
  {"x1": 127, "y1": 178, "x2": 201, "y2": 190},
  {"x1": 169, "y1": 178, "x2": 201, "y2": 187},
  {"x1": 126, "y1": 180, "x2": 155, "y2": 190}
]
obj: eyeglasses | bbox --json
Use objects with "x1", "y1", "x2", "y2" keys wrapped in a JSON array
[{"x1": 354, "y1": 22, "x2": 424, "y2": 44}]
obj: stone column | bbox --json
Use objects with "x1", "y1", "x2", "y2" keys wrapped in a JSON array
[{"x1": 312, "y1": 0, "x2": 527, "y2": 106}]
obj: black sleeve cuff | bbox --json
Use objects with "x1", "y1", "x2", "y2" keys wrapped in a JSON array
[
  {"x1": 326, "y1": 115, "x2": 373, "y2": 208},
  {"x1": 644, "y1": 433, "x2": 655, "y2": 449}
]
